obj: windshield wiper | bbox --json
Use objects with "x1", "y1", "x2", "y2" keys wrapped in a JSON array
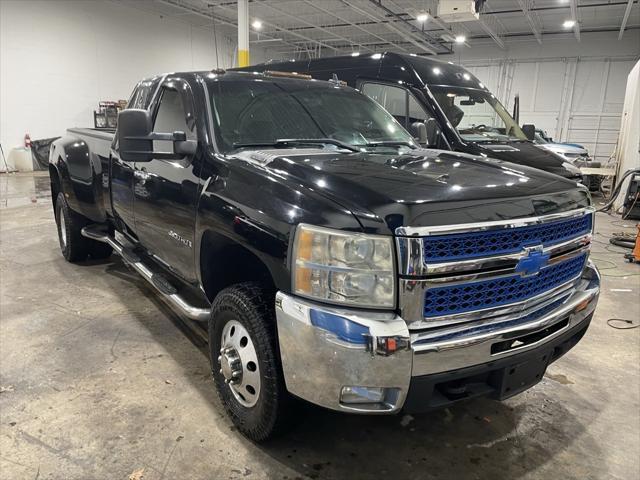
[
  {"x1": 358, "y1": 141, "x2": 417, "y2": 149},
  {"x1": 232, "y1": 138, "x2": 359, "y2": 152}
]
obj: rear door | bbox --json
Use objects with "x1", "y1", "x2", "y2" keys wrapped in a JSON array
[{"x1": 132, "y1": 79, "x2": 201, "y2": 282}]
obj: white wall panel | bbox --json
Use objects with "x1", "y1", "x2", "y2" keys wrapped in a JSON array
[
  {"x1": 450, "y1": 32, "x2": 639, "y2": 163},
  {"x1": 462, "y1": 57, "x2": 636, "y2": 162},
  {"x1": 532, "y1": 62, "x2": 565, "y2": 112},
  {"x1": 0, "y1": 0, "x2": 273, "y2": 154},
  {"x1": 603, "y1": 61, "x2": 635, "y2": 113}
]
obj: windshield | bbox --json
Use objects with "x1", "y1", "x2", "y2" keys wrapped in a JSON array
[
  {"x1": 430, "y1": 87, "x2": 527, "y2": 142},
  {"x1": 208, "y1": 79, "x2": 416, "y2": 153}
]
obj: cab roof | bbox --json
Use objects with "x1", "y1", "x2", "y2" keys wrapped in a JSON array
[{"x1": 234, "y1": 52, "x2": 488, "y2": 91}]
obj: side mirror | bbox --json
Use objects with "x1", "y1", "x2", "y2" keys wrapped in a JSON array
[
  {"x1": 118, "y1": 109, "x2": 153, "y2": 162},
  {"x1": 522, "y1": 123, "x2": 536, "y2": 141},
  {"x1": 118, "y1": 110, "x2": 197, "y2": 162},
  {"x1": 173, "y1": 132, "x2": 198, "y2": 156},
  {"x1": 425, "y1": 118, "x2": 440, "y2": 147},
  {"x1": 409, "y1": 121, "x2": 428, "y2": 144}
]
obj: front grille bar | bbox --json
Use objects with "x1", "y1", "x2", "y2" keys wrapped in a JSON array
[
  {"x1": 395, "y1": 208, "x2": 594, "y2": 326},
  {"x1": 396, "y1": 207, "x2": 594, "y2": 277}
]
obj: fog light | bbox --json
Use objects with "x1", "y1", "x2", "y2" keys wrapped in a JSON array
[{"x1": 340, "y1": 386, "x2": 385, "y2": 404}]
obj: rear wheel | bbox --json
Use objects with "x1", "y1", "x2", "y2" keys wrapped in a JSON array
[
  {"x1": 209, "y1": 282, "x2": 290, "y2": 442},
  {"x1": 55, "y1": 192, "x2": 112, "y2": 262}
]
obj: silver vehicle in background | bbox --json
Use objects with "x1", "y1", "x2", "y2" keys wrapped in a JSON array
[{"x1": 534, "y1": 129, "x2": 592, "y2": 166}]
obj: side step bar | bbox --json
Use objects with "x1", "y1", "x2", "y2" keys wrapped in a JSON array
[{"x1": 81, "y1": 226, "x2": 210, "y2": 322}]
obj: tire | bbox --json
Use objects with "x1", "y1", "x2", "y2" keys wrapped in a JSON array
[
  {"x1": 55, "y1": 192, "x2": 112, "y2": 262},
  {"x1": 208, "y1": 282, "x2": 290, "y2": 442}
]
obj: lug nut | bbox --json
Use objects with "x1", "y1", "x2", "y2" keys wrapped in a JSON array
[{"x1": 217, "y1": 355, "x2": 222, "y2": 362}]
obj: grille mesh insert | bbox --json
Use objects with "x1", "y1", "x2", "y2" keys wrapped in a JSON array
[
  {"x1": 423, "y1": 253, "x2": 587, "y2": 318},
  {"x1": 414, "y1": 294, "x2": 571, "y2": 344},
  {"x1": 422, "y1": 213, "x2": 592, "y2": 262}
]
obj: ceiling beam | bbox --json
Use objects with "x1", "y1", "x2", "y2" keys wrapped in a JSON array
[
  {"x1": 301, "y1": 0, "x2": 411, "y2": 53},
  {"x1": 210, "y1": 1, "x2": 340, "y2": 52},
  {"x1": 570, "y1": 0, "x2": 581, "y2": 41},
  {"x1": 157, "y1": 0, "x2": 297, "y2": 49},
  {"x1": 516, "y1": 0, "x2": 542, "y2": 44},
  {"x1": 619, "y1": 0, "x2": 634, "y2": 39},
  {"x1": 476, "y1": 19, "x2": 505, "y2": 48},
  {"x1": 364, "y1": 0, "x2": 447, "y2": 54},
  {"x1": 254, "y1": 0, "x2": 373, "y2": 52},
  {"x1": 340, "y1": 0, "x2": 436, "y2": 54}
]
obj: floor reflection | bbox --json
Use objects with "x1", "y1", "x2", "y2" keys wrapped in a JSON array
[{"x1": 0, "y1": 171, "x2": 51, "y2": 209}]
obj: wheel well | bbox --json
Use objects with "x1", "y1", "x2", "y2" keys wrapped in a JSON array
[
  {"x1": 49, "y1": 165, "x2": 60, "y2": 208},
  {"x1": 200, "y1": 231, "x2": 276, "y2": 303}
]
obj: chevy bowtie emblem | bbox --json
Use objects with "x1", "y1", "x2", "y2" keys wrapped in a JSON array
[{"x1": 515, "y1": 245, "x2": 550, "y2": 277}]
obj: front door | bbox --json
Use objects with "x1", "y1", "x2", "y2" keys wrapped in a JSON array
[{"x1": 133, "y1": 81, "x2": 201, "y2": 282}]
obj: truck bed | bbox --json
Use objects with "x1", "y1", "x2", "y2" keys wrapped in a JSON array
[{"x1": 67, "y1": 128, "x2": 115, "y2": 158}]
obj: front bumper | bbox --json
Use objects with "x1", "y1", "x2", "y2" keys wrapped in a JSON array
[{"x1": 275, "y1": 262, "x2": 600, "y2": 414}]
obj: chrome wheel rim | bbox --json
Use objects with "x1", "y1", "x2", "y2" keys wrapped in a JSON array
[
  {"x1": 59, "y1": 211, "x2": 67, "y2": 247},
  {"x1": 219, "y1": 320, "x2": 261, "y2": 408}
]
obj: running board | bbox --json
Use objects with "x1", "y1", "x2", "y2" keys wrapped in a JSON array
[{"x1": 81, "y1": 226, "x2": 210, "y2": 322}]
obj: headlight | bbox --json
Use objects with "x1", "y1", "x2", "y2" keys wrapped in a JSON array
[
  {"x1": 292, "y1": 224, "x2": 396, "y2": 308},
  {"x1": 562, "y1": 161, "x2": 582, "y2": 175}
]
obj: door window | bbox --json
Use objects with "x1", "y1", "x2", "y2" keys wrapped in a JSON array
[
  {"x1": 128, "y1": 77, "x2": 161, "y2": 110},
  {"x1": 361, "y1": 82, "x2": 435, "y2": 128},
  {"x1": 153, "y1": 89, "x2": 196, "y2": 152}
]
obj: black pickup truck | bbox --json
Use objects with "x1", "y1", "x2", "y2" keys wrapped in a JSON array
[
  {"x1": 49, "y1": 70, "x2": 600, "y2": 441},
  {"x1": 236, "y1": 52, "x2": 585, "y2": 182}
]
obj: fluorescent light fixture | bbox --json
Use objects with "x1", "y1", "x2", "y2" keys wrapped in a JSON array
[
  {"x1": 455, "y1": 35, "x2": 467, "y2": 44},
  {"x1": 252, "y1": 19, "x2": 262, "y2": 29},
  {"x1": 563, "y1": 19, "x2": 576, "y2": 28},
  {"x1": 416, "y1": 13, "x2": 429, "y2": 22},
  {"x1": 371, "y1": 53, "x2": 382, "y2": 59},
  {"x1": 351, "y1": 52, "x2": 360, "y2": 57}
]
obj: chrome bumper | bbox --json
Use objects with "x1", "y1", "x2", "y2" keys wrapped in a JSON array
[{"x1": 275, "y1": 262, "x2": 600, "y2": 414}]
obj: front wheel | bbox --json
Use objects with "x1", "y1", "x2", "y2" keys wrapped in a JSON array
[{"x1": 208, "y1": 282, "x2": 290, "y2": 442}]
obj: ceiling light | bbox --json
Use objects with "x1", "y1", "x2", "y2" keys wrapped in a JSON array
[
  {"x1": 455, "y1": 34, "x2": 466, "y2": 44},
  {"x1": 563, "y1": 19, "x2": 576, "y2": 28},
  {"x1": 371, "y1": 53, "x2": 382, "y2": 59},
  {"x1": 416, "y1": 13, "x2": 429, "y2": 22},
  {"x1": 252, "y1": 19, "x2": 262, "y2": 29},
  {"x1": 351, "y1": 52, "x2": 360, "y2": 57}
]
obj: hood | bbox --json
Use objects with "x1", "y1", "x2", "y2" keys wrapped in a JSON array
[
  {"x1": 540, "y1": 143, "x2": 587, "y2": 155},
  {"x1": 472, "y1": 141, "x2": 582, "y2": 179},
  {"x1": 232, "y1": 148, "x2": 590, "y2": 234},
  {"x1": 561, "y1": 142, "x2": 586, "y2": 149}
]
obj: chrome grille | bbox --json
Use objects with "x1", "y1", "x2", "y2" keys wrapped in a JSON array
[
  {"x1": 396, "y1": 208, "x2": 594, "y2": 327},
  {"x1": 422, "y1": 214, "x2": 592, "y2": 262},
  {"x1": 423, "y1": 253, "x2": 587, "y2": 317}
]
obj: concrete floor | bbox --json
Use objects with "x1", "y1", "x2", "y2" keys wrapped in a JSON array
[{"x1": 1, "y1": 171, "x2": 639, "y2": 480}]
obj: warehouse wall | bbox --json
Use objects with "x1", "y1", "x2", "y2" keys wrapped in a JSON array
[
  {"x1": 0, "y1": 0, "x2": 272, "y2": 164},
  {"x1": 443, "y1": 31, "x2": 640, "y2": 162}
]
